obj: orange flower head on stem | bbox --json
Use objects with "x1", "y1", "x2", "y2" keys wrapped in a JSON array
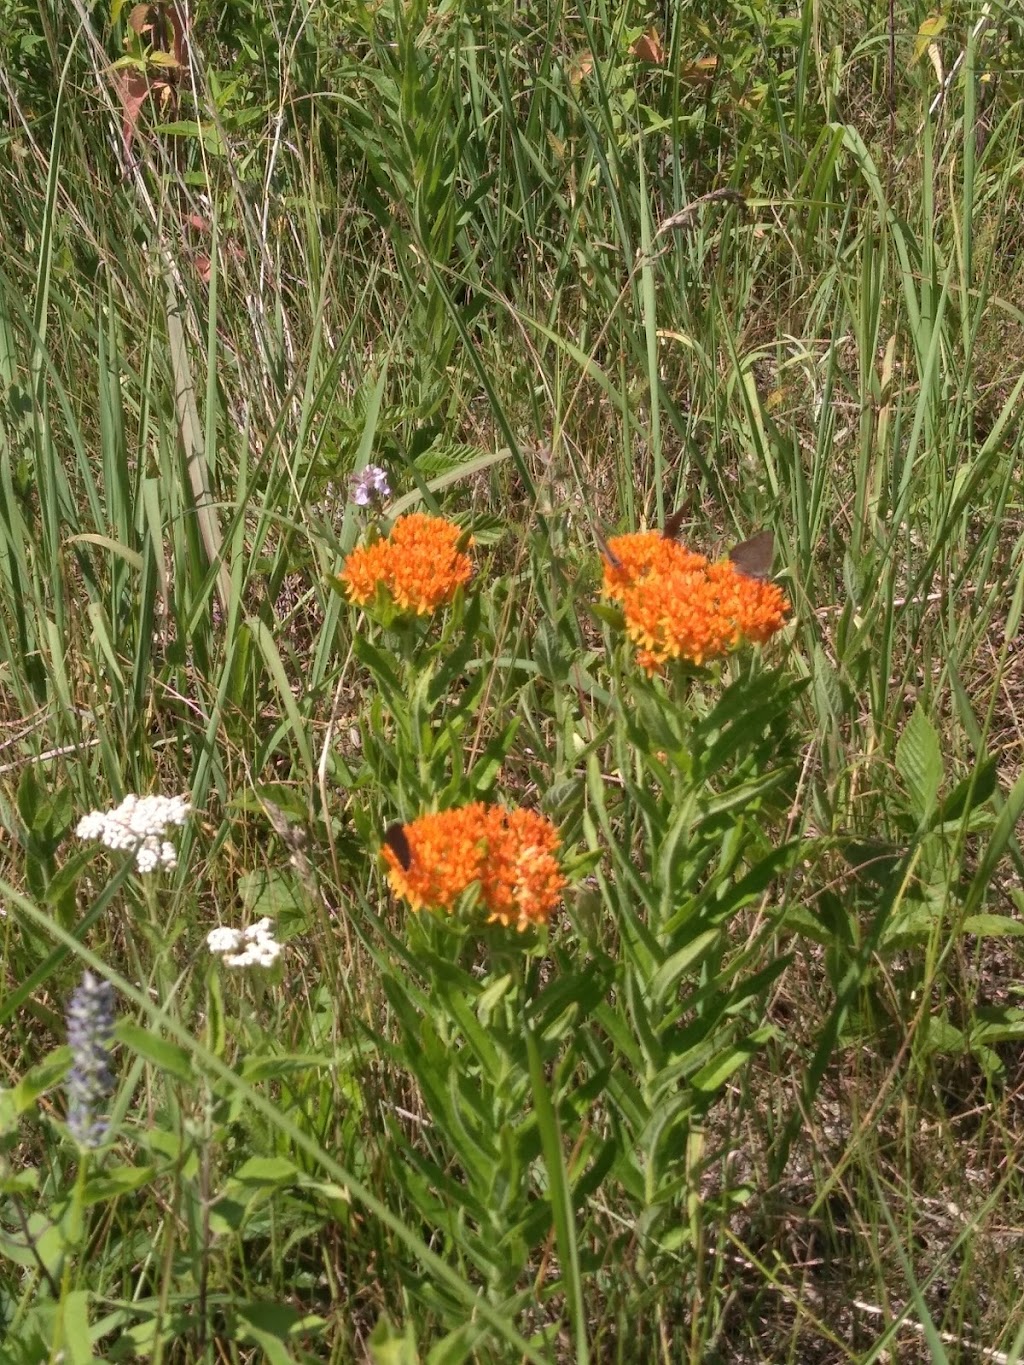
[
  {"x1": 382, "y1": 803, "x2": 567, "y2": 932},
  {"x1": 340, "y1": 512, "x2": 473, "y2": 615},
  {"x1": 601, "y1": 532, "x2": 790, "y2": 672}
]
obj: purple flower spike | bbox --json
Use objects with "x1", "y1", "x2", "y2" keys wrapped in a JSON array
[{"x1": 66, "y1": 971, "x2": 116, "y2": 1150}]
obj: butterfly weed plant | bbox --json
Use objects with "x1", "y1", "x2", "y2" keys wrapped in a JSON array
[{"x1": 323, "y1": 502, "x2": 804, "y2": 1353}]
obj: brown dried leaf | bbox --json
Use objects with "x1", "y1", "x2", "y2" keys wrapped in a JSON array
[
  {"x1": 127, "y1": 3, "x2": 152, "y2": 36},
  {"x1": 680, "y1": 56, "x2": 717, "y2": 85},
  {"x1": 631, "y1": 28, "x2": 664, "y2": 65},
  {"x1": 570, "y1": 50, "x2": 594, "y2": 85},
  {"x1": 168, "y1": 0, "x2": 190, "y2": 69}
]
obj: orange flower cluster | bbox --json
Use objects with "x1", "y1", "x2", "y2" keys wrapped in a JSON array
[
  {"x1": 602, "y1": 532, "x2": 789, "y2": 673},
  {"x1": 382, "y1": 803, "x2": 566, "y2": 932},
  {"x1": 340, "y1": 513, "x2": 473, "y2": 615}
]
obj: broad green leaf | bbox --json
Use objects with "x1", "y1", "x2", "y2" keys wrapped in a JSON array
[
  {"x1": 58, "y1": 1290, "x2": 93, "y2": 1365},
  {"x1": 912, "y1": 12, "x2": 947, "y2": 64},
  {"x1": 961, "y1": 914, "x2": 1024, "y2": 938},
  {"x1": 895, "y1": 703, "x2": 943, "y2": 821},
  {"x1": 12, "y1": 1050, "x2": 70, "y2": 1112},
  {"x1": 969, "y1": 1006, "x2": 1024, "y2": 1046},
  {"x1": 369, "y1": 1315, "x2": 420, "y2": 1365},
  {"x1": 81, "y1": 1167, "x2": 155, "y2": 1204},
  {"x1": 934, "y1": 755, "x2": 997, "y2": 825},
  {"x1": 649, "y1": 930, "x2": 720, "y2": 1005},
  {"x1": 427, "y1": 1322, "x2": 489, "y2": 1365},
  {"x1": 116, "y1": 1023, "x2": 193, "y2": 1082},
  {"x1": 237, "y1": 868, "x2": 305, "y2": 919},
  {"x1": 690, "y1": 1028, "x2": 776, "y2": 1094},
  {"x1": 236, "y1": 1301, "x2": 327, "y2": 1360},
  {"x1": 0, "y1": 1164, "x2": 37, "y2": 1195},
  {"x1": 234, "y1": 1156, "x2": 301, "y2": 1186},
  {"x1": 917, "y1": 1014, "x2": 965, "y2": 1056}
]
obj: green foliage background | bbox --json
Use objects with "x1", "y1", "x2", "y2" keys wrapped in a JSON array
[{"x1": 1, "y1": 0, "x2": 1024, "y2": 1359}]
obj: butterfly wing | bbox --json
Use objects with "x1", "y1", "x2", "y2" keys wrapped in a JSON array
[
  {"x1": 662, "y1": 506, "x2": 687, "y2": 541},
  {"x1": 594, "y1": 525, "x2": 622, "y2": 569},
  {"x1": 383, "y1": 823, "x2": 412, "y2": 871},
  {"x1": 728, "y1": 530, "x2": 774, "y2": 580}
]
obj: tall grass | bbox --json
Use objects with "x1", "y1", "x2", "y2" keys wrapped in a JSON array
[{"x1": 1, "y1": 0, "x2": 1023, "y2": 1359}]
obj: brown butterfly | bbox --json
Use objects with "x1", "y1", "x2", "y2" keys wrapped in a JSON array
[
  {"x1": 662, "y1": 506, "x2": 687, "y2": 541},
  {"x1": 593, "y1": 525, "x2": 622, "y2": 569},
  {"x1": 728, "y1": 530, "x2": 775, "y2": 581},
  {"x1": 382, "y1": 823, "x2": 412, "y2": 871}
]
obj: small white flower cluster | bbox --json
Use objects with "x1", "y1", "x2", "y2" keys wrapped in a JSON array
[
  {"x1": 76, "y1": 793, "x2": 190, "y2": 874},
  {"x1": 206, "y1": 917, "x2": 282, "y2": 969}
]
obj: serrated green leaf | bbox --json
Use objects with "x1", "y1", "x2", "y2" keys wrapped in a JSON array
[
  {"x1": 961, "y1": 914, "x2": 1024, "y2": 938},
  {"x1": 386, "y1": 446, "x2": 512, "y2": 519},
  {"x1": 895, "y1": 703, "x2": 943, "y2": 821}
]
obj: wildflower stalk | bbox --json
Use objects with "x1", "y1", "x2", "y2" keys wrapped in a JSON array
[{"x1": 65, "y1": 971, "x2": 116, "y2": 1151}]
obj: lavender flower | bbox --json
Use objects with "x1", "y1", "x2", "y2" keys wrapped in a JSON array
[
  {"x1": 65, "y1": 972, "x2": 116, "y2": 1150},
  {"x1": 76, "y1": 793, "x2": 190, "y2": 874},
  {"x1": 349, "y1": 464, "x2": 391, "y2": 509}
]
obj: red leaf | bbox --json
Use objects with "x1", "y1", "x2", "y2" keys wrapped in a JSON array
[{"x1": 114, "y1": 66, "x2": 151, "y2": 157}]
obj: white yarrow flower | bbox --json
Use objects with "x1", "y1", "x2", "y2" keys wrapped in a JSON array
[
  {"x1": 206, "y1": 926, "x2": 243, "y2": 954},
  {"x1": 76, "y1": 794, "x2": 190, "y2": 874},
  {"x1": 208, "y1": 916, "x2": 283, "y2": 970}
]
